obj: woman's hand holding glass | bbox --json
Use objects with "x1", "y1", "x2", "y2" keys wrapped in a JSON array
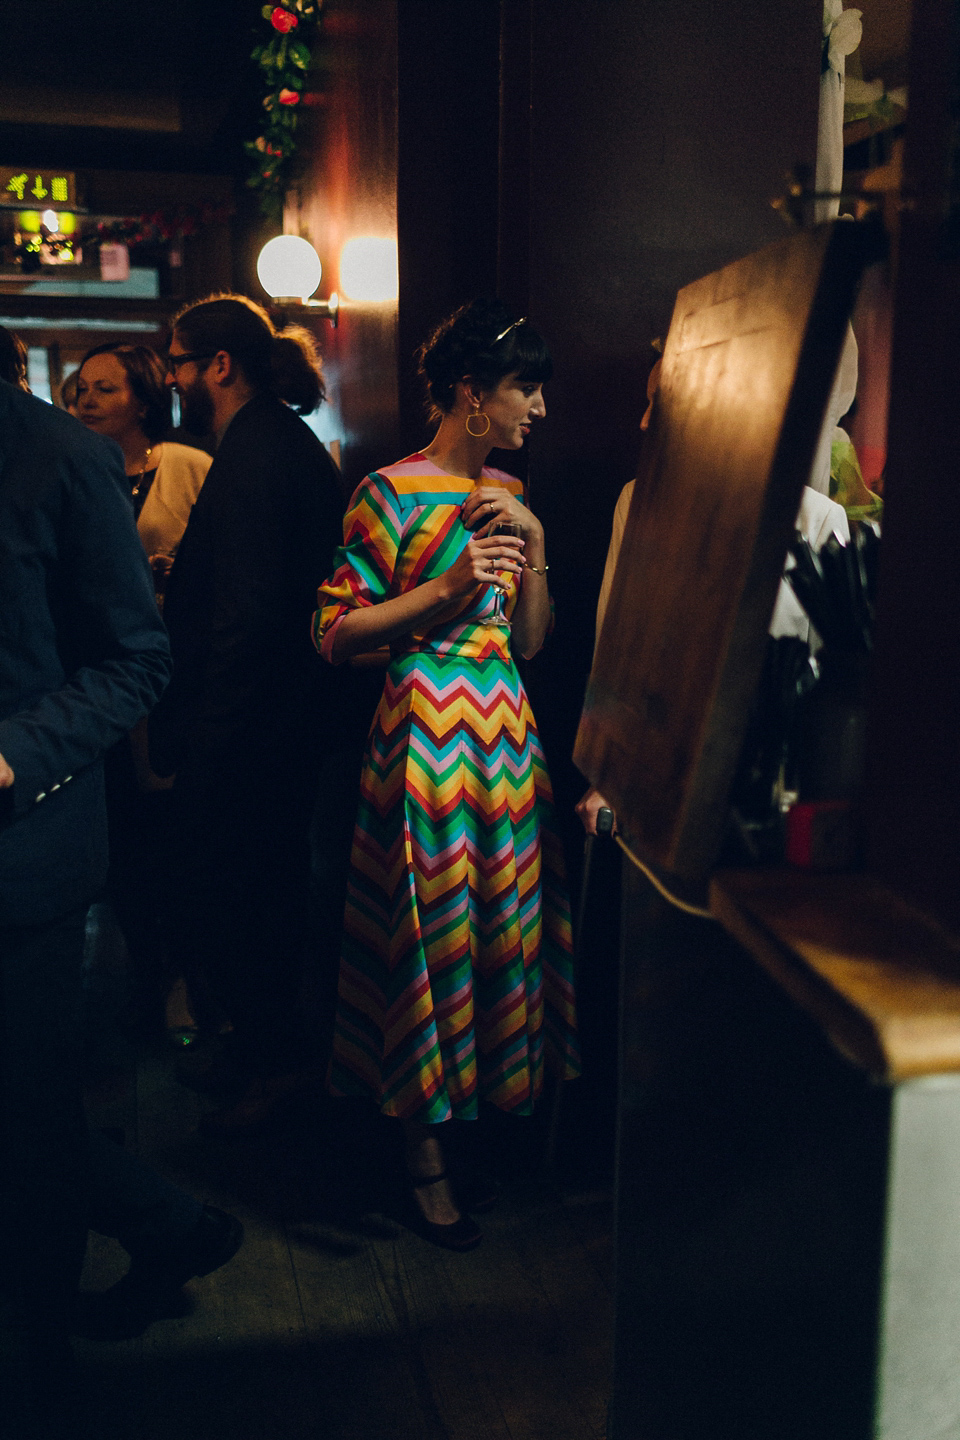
[
  {"x1": 443, "y1": 530, "x2": 526, "y2": 604},
  {"x1": 486, "y1": 520, "x2": 523, "y2": 622},
  {"x1": 461, "y1": 485, "x2": 543, "y2": 549},
  {"x1": 328, "y1": 528, "x2": 525, "y2": 663},
  {"x1": 462, "y1": 486, "x2": 545, "y2": 624}
]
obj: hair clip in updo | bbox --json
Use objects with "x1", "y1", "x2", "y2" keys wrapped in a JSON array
[{"x1": 494, "y1": 317, "x2": 527, "y2": 343}]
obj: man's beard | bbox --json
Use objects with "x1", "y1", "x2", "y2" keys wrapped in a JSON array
[{"x1": 179, "y1": 375, "x2": 215, "y2": 437}]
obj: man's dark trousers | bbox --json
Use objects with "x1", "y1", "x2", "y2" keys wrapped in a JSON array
[{"x1": 1, "y1": 911, "x2": 89, "y2": 1335}]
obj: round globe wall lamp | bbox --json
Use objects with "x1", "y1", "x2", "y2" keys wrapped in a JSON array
[
  {"x1": 256, "y1": 234, "x2": 339, "y2": 326},
  {"x1": 338, "y1": 236, "x2": 399, "y2": 304}
]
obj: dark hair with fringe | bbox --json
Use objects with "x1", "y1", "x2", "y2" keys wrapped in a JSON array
[
  {"x1": 78, "y1": 342, "x2": 171, "y2": 442},
  {"x1": 417, "y1": 298, "x2": 552, "y2": 423},
  {"x1": 0, "y1": 324, "x2": 28, "y2": 390},
  {"x1": 172, "y1": 293, "x2": 325, "y2": 415}
]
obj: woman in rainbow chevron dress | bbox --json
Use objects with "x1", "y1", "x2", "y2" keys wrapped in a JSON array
[{"x1": 313, "y1": 300, "x2": 579, "y2": 1250}]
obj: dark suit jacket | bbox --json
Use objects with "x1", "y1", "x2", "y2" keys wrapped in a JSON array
[
  {"x1": 149, "y1": 393, "x2": 345, "y2": 786},
  {"x1": 0, "y1": 381, "x2": 172, "y2": 926}
]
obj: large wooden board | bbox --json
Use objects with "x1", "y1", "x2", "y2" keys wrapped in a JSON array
[{"x1": 574, "y1": 222, "x2": 873, "y2": 883}]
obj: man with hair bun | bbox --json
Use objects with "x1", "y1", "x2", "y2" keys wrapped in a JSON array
[{"x1": 151, "y1": 293, "x2": 344, "y2": 1129}]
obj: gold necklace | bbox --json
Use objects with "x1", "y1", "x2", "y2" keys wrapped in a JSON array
[{"x1": 130, "y1": 445, "x2": 154, "y2": 496}]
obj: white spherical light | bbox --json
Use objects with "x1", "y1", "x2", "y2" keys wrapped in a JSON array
[
  {"x1": 339, "y1": 236, "x2": 399, "y2": 304},
  {"x1": 256, "y1": 235, "x2": 322, "y2": 301}
]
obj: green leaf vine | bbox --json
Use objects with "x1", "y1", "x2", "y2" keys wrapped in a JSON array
[{"x1": 244, "y1": 1, "x2": 324, "y2": 217}]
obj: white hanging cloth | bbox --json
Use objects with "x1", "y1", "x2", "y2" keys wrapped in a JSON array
[{"x1": 816, "y1": 2, "x2": 863, "y2": 223}]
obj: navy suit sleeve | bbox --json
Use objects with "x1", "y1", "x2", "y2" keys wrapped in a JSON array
[{"x1": 0, "y1": 436, "x2": 171, "y2": 817}]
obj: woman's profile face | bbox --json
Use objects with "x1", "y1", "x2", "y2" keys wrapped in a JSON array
[
  {"x1": 478, "y1": 369, "x2": 546, "y2": 450},
  {"x1": 76, "y1": 353, "x2": 144, "y2": 442}
]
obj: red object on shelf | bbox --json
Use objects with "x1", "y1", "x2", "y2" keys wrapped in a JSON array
[{"x1": 786, "y1": 800, "x2": 857, "y2": 871}]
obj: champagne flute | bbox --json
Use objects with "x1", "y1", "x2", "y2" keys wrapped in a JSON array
[{"x1": 491, "y1": 520, "x2": 523, "y2": 625}]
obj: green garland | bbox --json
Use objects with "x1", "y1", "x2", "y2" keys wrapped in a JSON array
[{"x1": 244, "y1": 1, "x2": 323, "y2": 216}]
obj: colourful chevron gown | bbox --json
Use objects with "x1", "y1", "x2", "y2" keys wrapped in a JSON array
[{"x1": 314, "y1": 454, "x2": 580, "y2": 1124}]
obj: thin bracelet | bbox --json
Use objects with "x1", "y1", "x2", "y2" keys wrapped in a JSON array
[{"x1": 525, "y1": 561, "x2": 549, "y2": 574}]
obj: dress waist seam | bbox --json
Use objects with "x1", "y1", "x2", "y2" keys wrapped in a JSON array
[{"x1": 389, "y1": 645, "x2": 511, "y2": 662}]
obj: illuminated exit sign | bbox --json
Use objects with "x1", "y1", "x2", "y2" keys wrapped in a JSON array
[{"x1": 0, "y1": 168, "x2": 76, "y2": 209}]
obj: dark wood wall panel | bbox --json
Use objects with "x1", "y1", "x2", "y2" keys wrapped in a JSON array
[
  {"x1": 396, "y1": 0, "x2": 502, "y2": 458},
  {"x1": 496, "y1": 0, "x2": 533, "y2": 314},
  {"x1": 865, "y1": 0, "x2": 960, "y2": 932}
]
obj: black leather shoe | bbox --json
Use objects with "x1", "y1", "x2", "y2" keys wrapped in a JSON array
[
  {"x1": 73, "y1": 1205, "x2": 244, "y2": 1341},
  {"x1": 403, "y1": 1169, "x2": 482, "y2": 1252}
]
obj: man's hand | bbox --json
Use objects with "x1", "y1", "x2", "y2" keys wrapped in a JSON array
[
  {"x1": 149, "y1": 553, "x2": 175, "y2": 608},
  {"x1": 0, "y1": 752, "x2": 14, "y2": 788},
  {"x1": 576, "y1": 786, "x2": 615, "y2": 837}
]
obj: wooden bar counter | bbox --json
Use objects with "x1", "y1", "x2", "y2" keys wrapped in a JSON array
[
  {"x1": 695, "y1": 867, "x2": 960, "y2": 1440},
  {"x1": 610, "y1": 860, "x2": 960, "y2": 1440},
  {"x1": 706, "y1": 869, "x2": 960, "y2": 1440},
  {"x1": 710, "y1": 868, "x2": 960, "y2": 1082}
]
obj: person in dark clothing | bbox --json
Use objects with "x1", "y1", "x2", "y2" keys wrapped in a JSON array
[
  {"x1": 74, "y1": 340, "x2": 211, "y2": 1042},
  {"x1": 150, "y1": 295, "x2": 345, "y2": 1130},
  {"x1": 0, "y1": 376, "x2": 243, "y2": 1436}
]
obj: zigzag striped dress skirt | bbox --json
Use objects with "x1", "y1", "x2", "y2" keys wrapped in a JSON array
[{"x1": 315, "y1": 459, "x2": 580, "y2": 1124}]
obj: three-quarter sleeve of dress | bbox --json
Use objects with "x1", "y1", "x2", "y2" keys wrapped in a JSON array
[{"x1": 313, "y1": 472, "x2": 403, "y2": 664}]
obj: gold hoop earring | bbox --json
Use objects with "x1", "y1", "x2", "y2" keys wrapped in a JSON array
[{"x1": 465, "y1": 406, "x2": 491, "y2": 438}]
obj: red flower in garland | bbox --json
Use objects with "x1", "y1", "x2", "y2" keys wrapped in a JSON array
[
  {"x1": 270, "y1": 7, "x2": 298, "y2": 31},
  {"x1": 278, "y1": 88, "x2": 300, "y2": 106}
]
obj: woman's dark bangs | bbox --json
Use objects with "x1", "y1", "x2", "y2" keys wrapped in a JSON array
[{"x1": 508, "y1": 326, "x2": 553, "y2": 384}]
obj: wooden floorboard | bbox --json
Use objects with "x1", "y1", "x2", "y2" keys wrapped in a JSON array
[
  {"x1": 77, "y1": 1040, "x2": 613, "y2": 1439},
  {"x1": 408, "y1": 1198, "x2": 609, "y2": 1440}
]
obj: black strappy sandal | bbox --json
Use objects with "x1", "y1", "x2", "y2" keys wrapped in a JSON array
[{"x1": 404, "y1": 1168, "x2": 482, "y2": 1252}]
